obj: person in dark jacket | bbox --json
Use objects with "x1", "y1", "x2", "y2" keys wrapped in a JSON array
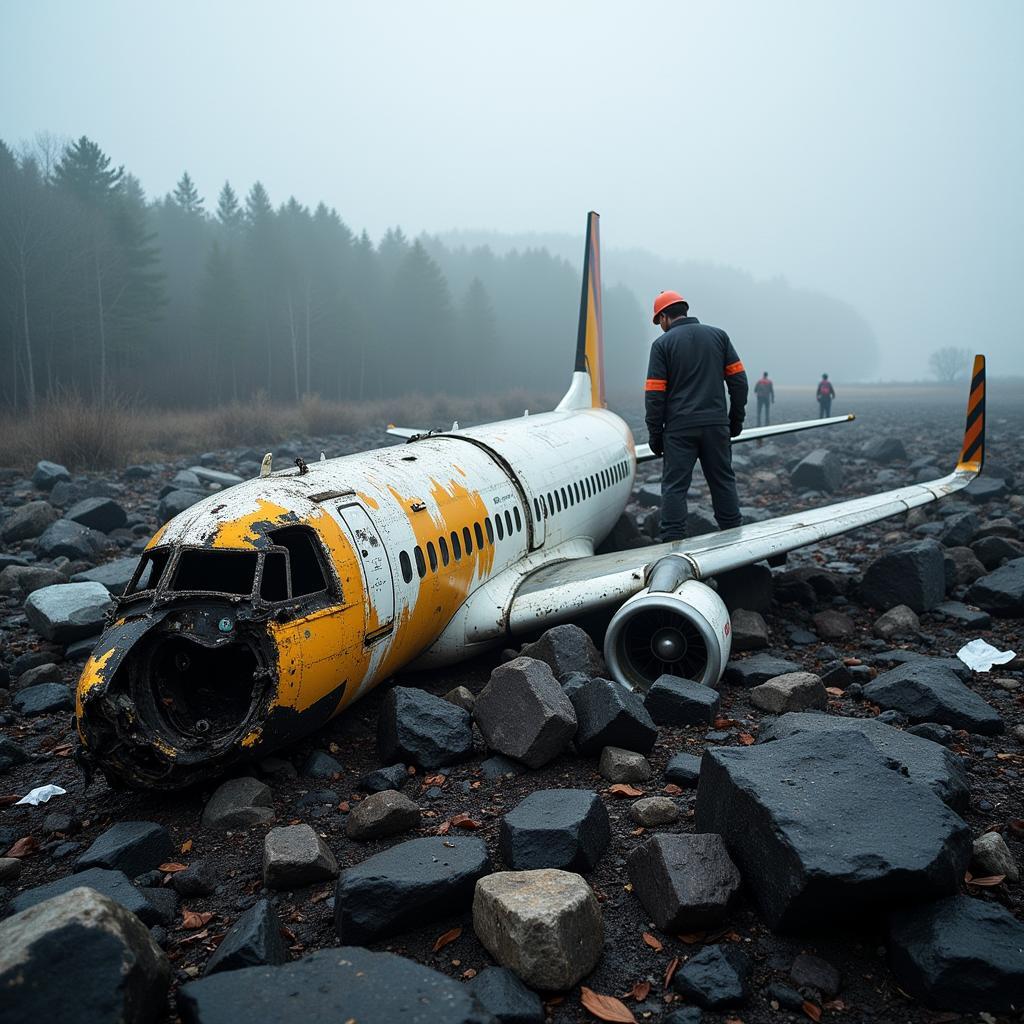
[
  {"x1": 754, "y1": 371, "x2": 774, "y2": 426},
  {"x1": 816, "y1": 373, "x2": 835, "y2": 417},
  {"x1": 645, "y1": 290, "x2": 748, "y2": 541}
]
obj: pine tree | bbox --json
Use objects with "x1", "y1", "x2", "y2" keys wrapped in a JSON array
[
  {"x1": 198, "y1": 240, "x2": 247, "y2": 399},
  {"x1": 393, "y1": 240, "x2": 455, "y2": 394},
  {"x1": 245, "y1": 181, "x2": 273, "y2": 225},
  {"x1": 457, "y1": 277, "x2": 497, "y2": 394},
  {"x1": 216, "y1": 181, "x2": 242, "y2": 230},
  {"x1": 53, "y1": 136, "x2": 123, "y2": 205},
  {"x1": 172, "y1": 171, "x2": 204, "y2": 216}
]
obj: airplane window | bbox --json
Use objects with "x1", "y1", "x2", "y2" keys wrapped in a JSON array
[
  {"x1": 439, "y1": 535, "x2": 450, "y2": 566},
  {"x1": 173, "y1": 550, "x2": 258, "y2": 595},
  {"x1": 451, "y1": 530, "x2": 462, "y2": 560},
  {"x1": 399, "y1": 550, "x2": 413, "y2": 583},
  {"x1": 533, "y1": 499, "x2": 540, "y2": 522},
  {"x1": 426, "y1": 541, "x2": 438, "y2": 573},
  {"x1": 474, "y1": 522, "x2": 484, "y2": 548},
  {"x1": 554, "y1": 491, "x2": 561, "y2": 512},
  {"x1": 267, "y1": 525, "x2": 328, "y2": 597},
  {"x1": 127, "y1": 548, "x2": 170, "y2": 594},
  {"x1": 463, "y1": 526, "x2": 473, "y2": 555},
  {"x1": 414, "y1": 546, "x2": 426, "y2": 579},
  {"x1": 585, "y1": 478, "x2": 592, "y2": 498},
  {"x1": 504, "y1": 510, "x2": 514, "y2": 535},
  {"x1": 561, "y1": 487, "x2": 568, "y2": 509},
  {"x1": 548, "y1": 492, "x2": 555, "y2": 513},
  {"x1": 514, "y1": 507, "x2": 522, "y2": 531},
  {"x1": 485, "y1": 517, "x2": 494, "y2": 544},
  {"x1": 496, "y1": 513, "x2": 504, "y2": 540},
  {"x1": 568, "y1": 485, "x2": 575, "y2": 507},
  {"x1": 541, "y1": 495, "x2": 548, "y2": 518},
  {"x1": 260, "y1": 551, "x2": 289, "y2": 601},
  {"x1": 575, "y1": 482, "x2": 582, "y2": 502}
]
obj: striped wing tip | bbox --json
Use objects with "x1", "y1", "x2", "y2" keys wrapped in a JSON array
[{"x1": 956, "y1": 354, "x2": 985, "y2": 473}]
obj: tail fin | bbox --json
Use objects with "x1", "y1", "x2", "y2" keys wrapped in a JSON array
[
  {"x1": 557, "y1": 211, "x2": 606, "y2": 410},
  {"x1": 956, "y1": 354, "x2": 985, "y2": 474}
]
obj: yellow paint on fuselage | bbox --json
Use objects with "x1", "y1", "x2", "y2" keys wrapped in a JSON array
[{"x1": 76, "y1": 646, "x2": 116, "y2": 719}]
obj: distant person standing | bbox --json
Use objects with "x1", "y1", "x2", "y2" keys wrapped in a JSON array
[
  {"x1": 754, "y1": 371, "x2": 774, "y2": 426},
  {"x1": 645, "y1": 291, "x2": 748, "y2": 541},
  {"x1": 816, "y1": 373, "x2": 835, "y2": 418}
]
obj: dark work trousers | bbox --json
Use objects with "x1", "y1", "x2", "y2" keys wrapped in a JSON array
[
  {"x1": 756, "y1": 398, "x2": 771, "y2": 426},
  {"x1": 660, "y1": 426, "x2": 743, "y2": 541},
  {"x1": 818, "y1": 397, "x2": 832, "y2": 418}
]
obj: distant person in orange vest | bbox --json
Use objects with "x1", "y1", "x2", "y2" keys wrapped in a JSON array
[
  {"x1": 816, "y1": 373, "x2": 835, "y2": 418},
  {"x1": 754, "y1": 371, "x2": 774, "y2": 426}
]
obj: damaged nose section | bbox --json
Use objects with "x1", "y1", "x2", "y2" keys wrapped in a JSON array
[{"x1": 77, "y1": 608, "x2": 277, "y2": 790}]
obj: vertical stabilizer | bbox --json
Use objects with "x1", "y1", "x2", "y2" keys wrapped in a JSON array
[
  {"x1": 557, "y1": 211, "x2": 606, "y2": 410},
  {"x1": 956, "y1": 354, "x2": 985, "y2": 474}
]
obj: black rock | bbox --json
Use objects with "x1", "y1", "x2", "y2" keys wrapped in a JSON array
[
  {"x1": 971, "y1": 535, "x2": 1024, "y2": 570},
  {"x1": 13, "y1": 682, "x2": 73, "y2": 715},
  {"x1": 65, "y1": 496, "x2": 128, "y2": 533},
  {"x1": 204, "y1": 899, "x2": 288, "y2": 975},
  {"x1": 35, "y1": 519, "x2": 108, "y2": 561},
  {"x1": 859, "y1": 540, "x2": 946, "y2": 612},
  {"x1": 500, "y1": 789, "x2": 610, "y2": 872},
  {"x1": 965, "y1": 557, "x2": 1024, "y2": 617},
  {"x1": 863, "y1": 662, "x2": 1003, "y2": 735},
  {"x1": 560, "y1": 671, "x2": 590, "y2": 699},
  {"x1": 672, "y1": 944, "x2": 751, "y2": 1008},
  {"x1": 301, "y1": 750, "x2": 343, "y2": 778},
  {"x1": 179, "y1": 946, "x2": 495, "y2": 1024},
  {"x1": 637, "y1": 482, "x2": 662, "y2": 507},
  {"x1": 467, "y1": 966, "x2": 544, "y2": 1024},
  {"x1": 695, "y1": 731, "x2": 971, "y2": 929},
  {"x1": 933, "y1": 600, "x2": 992, "y2": 628},
  {"x1": 357, "y1": 762, "x2": 408, "y2": 793},
  {"x1": 377, "y1": 686, "x2": 474, "y2": 769},
  {"x1": 863, "y1": 437, "x2": 907, "y2": 463},
  {"x1": 595, "y1": 512, "x2": 647, "y2": 553},
  {"x1": 966, "y1": 476, "x2": 1008, "y2": 503},
  {"x1": 645, "y1": 674, "x2": 720, "y2": 726},
  {"x1": 939, "y1": 511, "x2": 980, "y2": 548},
  {"x1": 791, "y1": 450, "x2": 842, "y2": 493},
  {"x1": 480, "y1": 755, "x2": 525, "y2": 780},
  {"x1": 790, "y1": 953, "x2": 841, "y2": 996},
  {"x1": 31, "y1": 460, "x2": 71, "y2": 490},
  {"x1": 713, "y1": 563, "x2": 774, "y2": 613},
  {"x1": 721, "y1": 653, "x2": 801, "y2": 687},
  {"x1": 7, "y1": 867, "x2": 169, "y2": 926},
  {"x1": 888, "y1": 894, "x2": 1024, "y2": 1013},
  {"x1": 765, "y1": 982, "x2": 805, "y2": 1011},
  {"x1": 158, "y1": 489, "x2": 205, "y2": 523},
  {"x1": 172, "y1": 859, "x2": 218, "y2": 898},
  {"x1": 569, "y1": 678, "x2": 657, "y2": 756},
  {"x1": 334, "y1": 836, "x2": 491, "y2": 944},
  {"x1": 819, "y1": 660, "x2": 853, "y2": 688},
  {"x1": 0, "y1": 736, "x2": 28, "y2": 773},
  {"x1": 519, "y1": 623, "x2": 606, "y2": 681},
  {"x1": 664, "y1": 752, "x2": 702, "y2": 787},
  {"x1": 906, "y1": 722, "x2": 954, "y2": 746},
  {"x1": 76, "y1": 820, "x2": 173, "y2": 878}
]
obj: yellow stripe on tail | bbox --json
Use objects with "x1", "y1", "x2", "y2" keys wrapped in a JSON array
[
  {"x1": 956, "y1": 354, "x2": 985, "y2": 474},
  {"x1": 574, "y1": 211, "x2": 606, "y2": 408}
]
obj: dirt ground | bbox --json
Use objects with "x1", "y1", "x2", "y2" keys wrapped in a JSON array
[{"x1": 1, "y1": 385, "x2": 1022, "y2": 1024}]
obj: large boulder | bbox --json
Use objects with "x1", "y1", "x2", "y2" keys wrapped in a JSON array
[
  {"x1": 7, "y1": 867, "x2": 170, "y2": 926},
  {"x1": 35, "y1": 518, "x2": 108, "y2": 560},
  {"x1": 971, "y1": 535, "x2": 1024, "y2": 570},
  {"x1": 263, "y1": 824, "x2": 338, "y2": 889},
  {"x1": 644, "y1": 674, "x2": 720, "y2": 726},
  {"x1": 759, "y1": 712, "x2": 970, "y2": 811},
  {"x1": 790, "y1": 449, "x2": 842, "y2": 493},
  {"x1": 189, "y1": 466, "x2": 244, "y2": 488},
  {"x1": 31, "y1": 460, "x2": 71, "y2": 490},
  {"x1": 201, "y1": 777, "x2": 275, "y2": 830},
  {"x1": 75, "y1": 820, "x2": 172, "y2": 878},
  {"x1": 695, "y1": 730, "x2": 971, "y2": 929},
  {"x1": 473, "y1": 869, "x2": 603, "y2": 990},
  {"x1": 13, "y1": 682, "x2": 73, "y2": 715},
  {"x1": 863, "y1": 437, "x2": 907, "y2": 463},
  {"x1": 714, "y1": 563, "x2": 773, "y2": 613},
  {"x1": 334, "y1": 836, "x2": 490, "y2": 944},
  {"x1": 23, "y1": 581, "x2": 114, "y2": 643},
  {"x1": 65, "y1": 496, "x2": 128, "y2": 533},
  {"x1": 888, "y1": 895, "x2": 1024, "y2": 1013},
  {"x1": 721, "y1": 653, "x2": 802, "y2": 687},
  {"x1": 158, "y1": 489, "x2": 205, "y2": 523},
  {"x1": 944, "y1": 546, "x2": 988, "y2": 586},
  {"x1": 569, "y1": 678, "x2": 657, "y2": 756},
  {"x1": 863, "y1": 662, "x2": 1003, "y2": 735},
  {"x1": 204, "y1": 899, "x2": 288, "y2": 975},
  {"x1": 1, "y1": 500, "x2": 58, "y2": 543},
  {"x1": 473, "y1": 657, "x2": 576, "y2": 768},
  {"x1": 730, "y1": 609, "x2": 770, "y2": 651},
  {"x1": 749, "y1": 672, "x2": 827, "y2": 714},
  {"x1": 377, "y1": 686, "x2": 474, "y2": 768},
  {"x1": 500, "y1": 789, "x2": 610, "y2": 872},
  {"x1": 71, "y1": 556, "x2": 141, "y2": 595},
  {"x1": 672, "y1": 944, "x2": 752, "y2": 1008},
  {"x1": 939, "y1": 511, "x2": 980, "y2": 548},
  {"x1": 467, "y1": 967, "x2": 543, "y2": 1024},
  {"x1": 345, "y1": 789, "x2": 420, "y2": 841},
  {"x1": 859, "y1": 540, "x2": 946, "y2": 612},
  {"x1": 965, "y1": 557, "x2": 1024, "y2": 617},
  {"x1": 627, "y1": 833, "x2": 741, "y2": 931},
  {"x1": 0, "y1": 887, "x2": 170, "y2": 1023},
  {"x1": 179, "y1": 947, "x2": 495, "y2": 1024},
  {"x1": 0, "y1": 564, "x2": 66, "y2": 598},
  {"x1": 518, "y1": 624, "x2": 605, "y2": 681}
]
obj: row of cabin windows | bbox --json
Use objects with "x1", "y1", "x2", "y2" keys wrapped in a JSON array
[
  {"x1": 398, "y1": 505, "x2": 524, "y2": 584},
  {"x1": 531, "y1": 456, "x2": 631, "y2": 524}
]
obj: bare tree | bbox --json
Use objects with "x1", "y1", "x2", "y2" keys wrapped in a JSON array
[{"x1": 928, "y1": 346, "x2": 972, "y2": 383}]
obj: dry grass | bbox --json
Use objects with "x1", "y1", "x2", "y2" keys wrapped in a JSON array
[{"x1": 0, "y1": 389, "x2": 554, "y2": 471}]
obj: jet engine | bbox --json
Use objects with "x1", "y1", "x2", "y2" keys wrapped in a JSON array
[{"x1": 604, "y1": 557, "x2": 731, "y2": 691}]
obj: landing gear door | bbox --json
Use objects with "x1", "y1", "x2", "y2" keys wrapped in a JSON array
[{"x1": 337, "y1": 504, "x2": 394, "y2": 638}]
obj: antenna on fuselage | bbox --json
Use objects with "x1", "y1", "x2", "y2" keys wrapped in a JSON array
[{"x1": 259, "y1": 453, "x2": 272, "y2": 478}]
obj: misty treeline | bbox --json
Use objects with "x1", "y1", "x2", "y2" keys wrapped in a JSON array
[{"x1": 0, "y1": 135, "x2": 645, "y2": 414}]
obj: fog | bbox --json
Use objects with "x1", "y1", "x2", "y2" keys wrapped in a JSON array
[{"x1": 2, "y1": 0, "x2": 1022, "y2": 383}]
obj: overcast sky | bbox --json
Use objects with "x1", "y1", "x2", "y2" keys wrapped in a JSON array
[{"x1": 2, "y1": 1, "x2": 1021, "y2": 378}]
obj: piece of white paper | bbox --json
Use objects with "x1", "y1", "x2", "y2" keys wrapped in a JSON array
[
  {"x1": 14, "y1": 784, "x2": 67, "y2": 806},
  {"x1": 957, "y1": 638, "x2": 1016, "y2": 673}
]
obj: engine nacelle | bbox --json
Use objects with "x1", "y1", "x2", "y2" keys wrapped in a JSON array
[{"x1": 604, "y1": 578, "x2": 732, "y2": 692}]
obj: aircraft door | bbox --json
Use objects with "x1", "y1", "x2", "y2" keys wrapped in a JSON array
[{"x1": 337, "y1": 503, "x2": 395, "y2": 638}]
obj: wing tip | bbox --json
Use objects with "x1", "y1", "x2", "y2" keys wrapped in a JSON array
[{"x1": 955, "y1": 354, "x2": 985, "y2": 475}]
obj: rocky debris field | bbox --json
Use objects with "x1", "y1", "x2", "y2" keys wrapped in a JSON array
[{"x1": 0, "y1": 392, "x2": 1023, "y2": 1024}]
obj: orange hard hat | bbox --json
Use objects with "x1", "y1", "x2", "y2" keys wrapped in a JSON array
[{"x1": 652, "y1": 290, "x2": 687, "y2": 324}]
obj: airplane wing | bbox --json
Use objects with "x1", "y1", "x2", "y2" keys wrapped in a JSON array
[
  {"x1": 386, "y1": 425, "x2": 424, "y2": 439},
  {"x1": 635, "y1": 413, "x2": 856, "y2": 463},
  {"x1": 510, "y1": 358, "x2": 984, "y2": 632}
]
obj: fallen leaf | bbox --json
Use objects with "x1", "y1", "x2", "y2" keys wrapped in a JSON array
[
  {"x1": 0, "y1": 795, "x2": 20, "y2": 807},
  {"x1": 338, "y1": 801, "x2": 350, "y2": 813},
  {"x1": 52, "y1": 743, "x2": 74, "y2": 756},
  {"x1": 437, "y1": 820, "x2": 452, "y2": 835},
  {"x1": 608, "y1": 784, "x2": 644, "y2": 798},
  {"x1": 737, "y1": 732, "x2": 755, "y2": 746},
  {"x1": 803, "y1": 1001, "x2": 822, "y2": 1022},
  {"x1": 6, "y1": 836, "x2": 39, "y2": 858},
  {"x1": 181, "y1": 909, "x2": 214, "y2": 930},
  {"x1": 450, "y1": 813, "x2": 483, "y2": 830},
  {"x1": 677, "y1": 931, "x2": 706, "y2": 945},
  {"x1": 826, "y1": 687, "x2": 845, "y2": 697},
  {"x1": 714, "y1": 717, "x2": 738, "y2": 729},
  {"x1": 662, "y1": 784, "x2": 682, "y2": 795},
  {"x1": 432, "y1": 926, "x2": 462, "y2": 952},
  {"x1": 663, "y1": 956, "x2": 681, "y2": 989},
  {"x1": 629, "y1": 980, "x2": 651, "y2": 1002},
  {"x1": 159, "y1": 862, "x2": 188, "y2": 873},
  {"x1": 423, "y1": 774, "x2": 447, "y2": 787},
  {"x1": 461, "y1": 968, "x2": 477, "y2": 979},
  {"x1": 1008, "y1": 819, "x2": 1024, "y2": 836},
  {"x1": 967, "y1": 873, "x2": 1005, "y2": 887},
  {"x1": 823, "y1": 998, "x2": 846, "y2": 1010},
  {"x1": 180, "y1": 838, "x2": 193, "y2": 854},
  {"x1": 642, "y1": 932, "x2": 663, "y2": 951},
  {"x1": 579, "y1": 986, "x2": 638, "y2": 1023}
]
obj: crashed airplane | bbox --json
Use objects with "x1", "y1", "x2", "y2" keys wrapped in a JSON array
[{"x1": 75, "y1": 212, "x2": 986, "y2": 789}]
